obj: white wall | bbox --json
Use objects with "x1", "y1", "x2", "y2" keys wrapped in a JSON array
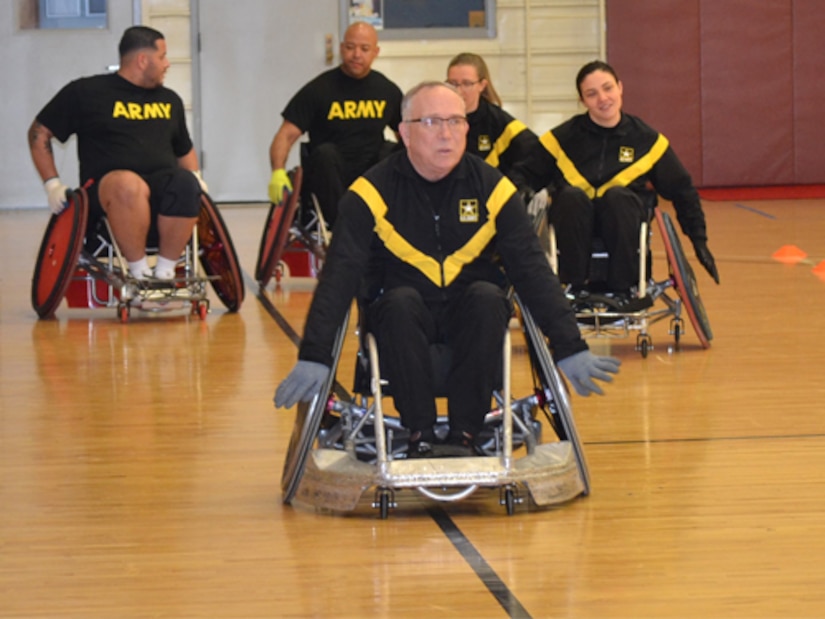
[{"x1": 2, "y1": 0, "x2": 602, "y2": 208}]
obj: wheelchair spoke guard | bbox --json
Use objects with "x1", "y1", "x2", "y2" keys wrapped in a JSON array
[
  {"x1": 281, "y1": 311, "x2": 349, "y2": 504},
  {"x1": 31, "y1": 188, "x2": 89, "y2": 319},
  {"x1": 197, "y1": 194, "x2": 245, "y2": 312},
  {"x1": 257, "y1": 167, "x2": 303, "y2": 285},
  {"x1": 516, "y1": 296, "x2": 591, "y2": 496},
  {"x1": 655, "y1": 209, "x2": 713, "y2": 348}
]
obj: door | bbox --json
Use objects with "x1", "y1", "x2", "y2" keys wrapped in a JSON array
[{"x1": 195, "y1": 1, "x2": 340, "y2": 201}]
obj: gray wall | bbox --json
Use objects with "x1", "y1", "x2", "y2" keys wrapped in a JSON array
[{"x1": 1, "y1": 3, "x2": 136, "y2": 208}]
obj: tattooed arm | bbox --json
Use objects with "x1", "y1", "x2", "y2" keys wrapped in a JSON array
[
  {"x1": 28, "y1": 120, "x2": 60, "y2": 183},
  {"x1": 29, "y1": 120, "x2": 71, "y2": 214}
]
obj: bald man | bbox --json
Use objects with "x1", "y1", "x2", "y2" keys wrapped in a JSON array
[{"x1": 267, "y1": 21, "x2": 403, "y2": 227}]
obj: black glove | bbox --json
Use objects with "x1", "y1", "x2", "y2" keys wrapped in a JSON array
[{"x1": 692, "y1": 240, "x2": 720, "y2": 284}]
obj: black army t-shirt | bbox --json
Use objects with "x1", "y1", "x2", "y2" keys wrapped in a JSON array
[
  {"x1": 37, "y1": 73, "x2": 193, "y2": 184},
  {"x1": 282, "y1": 67, "x2": 402, "y2": 170}
]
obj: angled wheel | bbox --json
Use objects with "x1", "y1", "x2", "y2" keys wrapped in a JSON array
[
  {"x1": 516, "y1": 296, "x2": 591, "y2": 496},
  {"x1": 31, "y1": 188, "x2": 89, "y2": 319},
  {"x1": 197, "y1": 193, "x2": 245, "y2": 312},
  {"x1": 257, "y1": 167, "x2": 303, "y2": 285},
  {"x1": 655, "y1": 209, "x2": 712, "y2": 348},
  {"x1": 281, "y1": 311, "x2": 350, "y2": 504}
]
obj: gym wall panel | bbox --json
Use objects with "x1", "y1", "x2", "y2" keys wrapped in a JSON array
[
  {"x1": 699, "y1": 0, "x2": 793, "y2": 186},
  {"x1": 792, "y1": 0, "x2": 825, "y2": 184},
  {"x1": 608, "y1": 0, "x2": 824, "y2": 187},
  {"x1": 606, "y1": 0, "x2": 703, "y2": 185}
]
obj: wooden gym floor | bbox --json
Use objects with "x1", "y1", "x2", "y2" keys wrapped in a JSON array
[{"x1": 1, "y1": 197, "x2": 824, "y2": 618}]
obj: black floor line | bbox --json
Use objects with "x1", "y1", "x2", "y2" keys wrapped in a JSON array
[
  {"x1": 253, "y1": 274, "x2": 532, "y2": 619},
  {"x1": 428, "y1": 506, "x2": 533, "y2": 619}
]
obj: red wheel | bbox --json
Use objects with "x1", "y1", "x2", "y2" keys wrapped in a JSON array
[
  {"x1": 197, "y1": 193, "x2": 245, "y2": 312},
  {"x1": 655, "y1": 209, "x2": 712, "y2": 348},
  {"x1": 258, "y1": 168, "x2": 303, "y2": 285},
  {"x1": 119, "y1": 304, "x2": 129, "y2": 323},
  {"x1": 198, "y1": 301, "x2": 209, "y2": 320},
  {"x1": 31, "y1": 188, "x2": 89, "y2": 319}
]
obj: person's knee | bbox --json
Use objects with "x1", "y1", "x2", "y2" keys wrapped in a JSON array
[
  {"x1": 458, "y1": 282, "x2": 511, "y2": 325},
  {"x1": 98, "y1": 170, "x2": 149, "y2": 212},
  {"x1": 375, "y1": 287, "x2": 426, "y2": 320},
  {"x1": 550, "y1": 186, "x2": 593, "y2": 223},
  {"x1": 156, "y1": 168, "x2": 201, "y2": 218},
  {"x1": 600, "y1": 187, "x2": 646, "y2": 224}
]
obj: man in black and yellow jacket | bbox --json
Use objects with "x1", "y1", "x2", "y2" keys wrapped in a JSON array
[{"x1": 275, "y1": 81, "x2": 620, "y2": 458}]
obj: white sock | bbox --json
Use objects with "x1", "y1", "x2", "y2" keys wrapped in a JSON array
[
  {"x1": 128, "y1": 256, "x2": 151, "y2": 279},
  {"x1": 154, "y1": 255, "x2": 178, "y2": 280}
]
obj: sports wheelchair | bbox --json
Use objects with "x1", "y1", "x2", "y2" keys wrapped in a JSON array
[
  {"x1": 280, "y1": 295, "x2": 590, "y2": 519},
  {"x1": 32, "y1": 185, "x2": 244, "y2": 322},
  {"x1": 531, "y1": 191, "x2": 712, "y2": 358}
]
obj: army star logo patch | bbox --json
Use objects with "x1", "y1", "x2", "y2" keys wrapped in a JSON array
[
  {"x1": 619, "y1": 146, "x2": 635, "y2": 163},
  {"x1": 478, "y1": 135, "x2": 492, "y2": 152},
  {"x1": 459, "y1": 199, "x2": 479, "y2": 222}
]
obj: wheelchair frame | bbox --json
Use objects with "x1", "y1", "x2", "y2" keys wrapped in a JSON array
[
  {"x1": 536, "y1": 205, "x2": 712, "y2": 357},
  {"x1": 280, "y1": 297, "x2": 590, "y2": 519},
  {"x1": 31, "y1": 186, "x2": 244, "y2": 322}
]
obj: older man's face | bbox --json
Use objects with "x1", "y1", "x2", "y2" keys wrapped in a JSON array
[{"x1": 399, "y1": 85, "x2": 468, "y2": 181}]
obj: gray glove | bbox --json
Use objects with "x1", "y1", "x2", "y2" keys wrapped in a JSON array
[
  {"x1": 274, "y1": 360, "x2": 330, "y2": 409},
  {"x1": 558, "y1": 350, "x2": 621, "y2": 396}
]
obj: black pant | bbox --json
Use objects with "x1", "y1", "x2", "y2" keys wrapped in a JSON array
[
  {"x1": 548, "y1": 185, "x2": 648, "y2": 291},
  {"x1": 366, "y1": 282, "x2": 511, "y2": 439}
]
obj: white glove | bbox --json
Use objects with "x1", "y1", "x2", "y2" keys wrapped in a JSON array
[
  {"x1": 192, "y1": 170, "x2": 208, "y2": 194},
  {"x1": 44, "y1": 177, "x2": 70, "y2": 215}
]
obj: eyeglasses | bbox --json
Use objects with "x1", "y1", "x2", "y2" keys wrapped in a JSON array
[
  {"x1": 446, "y1": 80, "x2": 481, "y2": 89},
  {"x1": 404, "y1": 116, "x2": 468, "y2": 130}
]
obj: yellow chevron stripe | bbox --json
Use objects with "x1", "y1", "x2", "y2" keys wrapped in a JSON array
[
  {"x1": 539, "y1": 131, "x2": 596, "y2": 198},
  {"x1": 442, "y1": 176, "x2": 515, "y2": 285},
  {"x1": 484, "y1": 119, "x2": 527, "y2": 169},
  {"x1": 350, "y1": 177, "x2": 442, "y2": 286},
  {"x1": 594, "y1": 134, "x2": 669, "y2": 197},
  {"x1": 350, "y1": 175, "x2": 516, "y2": 288}
]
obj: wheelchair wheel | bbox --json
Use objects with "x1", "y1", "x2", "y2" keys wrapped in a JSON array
[
  {"x1": 516, "y1": 296, "x2": 591, "y2": 496},
  {"x1": 197, "y1": 194, "x2": 245, "y2": 312},
  {"x1": 281, "y1": 311, "x2": 350, "y2": 504},
  {"x1": 655, "y1": 209, "x2": 713, "y2": 348},
  {"x1": 31, "y1": 188, "x2": 89, "y2": 319},
  {"x1": 257, "y1": 168, "x2": 303, "y2": 285}
]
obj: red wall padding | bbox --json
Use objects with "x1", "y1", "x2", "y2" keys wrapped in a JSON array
[
  {"x1": 606, "y1": 0, "x2": 703, "y2": 184},
  {"x1": 792, "y1": 0, "x2": 825, "y2": 184},
  {"x1": 606, "y1": 0, "x2": 823, "y2": 187}
]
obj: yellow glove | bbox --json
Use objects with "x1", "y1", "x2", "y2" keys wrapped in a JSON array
[{"x1": 268, "y1": 169, "x2": 292, "y2": 204}]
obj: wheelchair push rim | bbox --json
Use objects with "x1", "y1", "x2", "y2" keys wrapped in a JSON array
[
  {"x1": 197, "y1": 194, "x2": 245, "y2": 312},
  {"x1": 517, "y1": 296, "x2": 591, "y2": 496},
  {"x1": 31, "y1": 188, "x2": 89, "y2": 319},
  {"x1": 258, "y1": 168, "x2": 303, "y2": 285},
  {"x1": 655, "y1": 209, "x2": 713, "y2": 347},
  {"x1": 281, "y1": 312, "x2": 349, "y2": 504}
]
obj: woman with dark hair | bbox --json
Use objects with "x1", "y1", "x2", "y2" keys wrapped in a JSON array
[{"x1": 534, "y1": 60, "x2": 719, "y2": 303}]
